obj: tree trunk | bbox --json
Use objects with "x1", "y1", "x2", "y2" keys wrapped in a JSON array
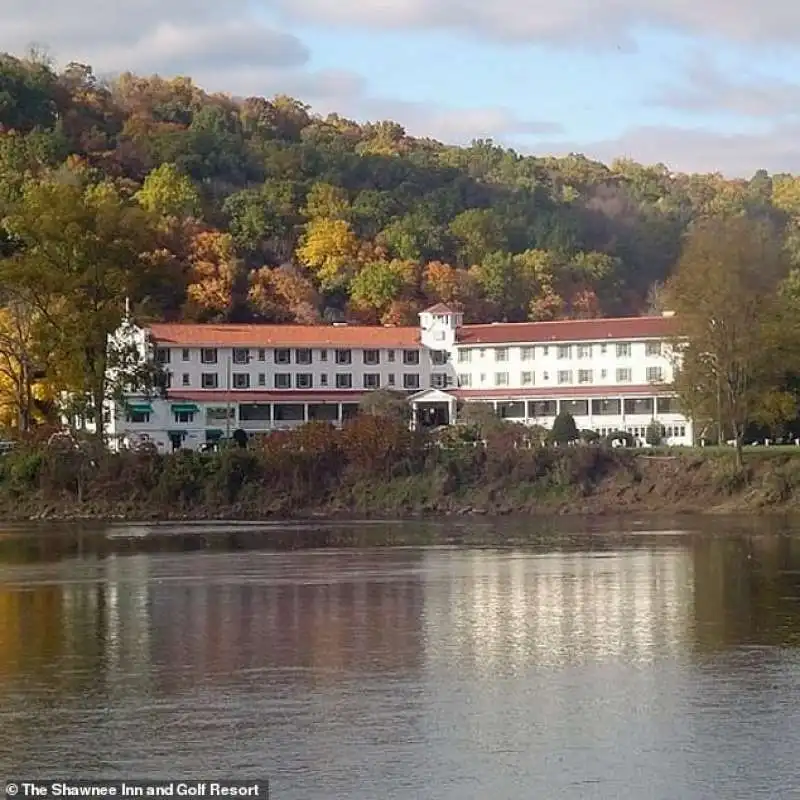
[{"x1": 734, "y1": 433, "x2": 744, "y2": 471}]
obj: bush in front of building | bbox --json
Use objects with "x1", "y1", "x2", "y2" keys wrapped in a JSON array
[{"x1": 548, "y1": 411, "x2": 579, "y2": 445}]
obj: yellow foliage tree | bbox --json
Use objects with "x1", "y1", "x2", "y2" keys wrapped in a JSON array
[
  {"x1": 184, "y1": 230, "x2": 242, "y2": 321},
  {"x1": 0, "y1": 300, "x2": 53, "y2": 431},
  {"x1": 295, "y1": 218, "x2": 360, "y2": 291}
]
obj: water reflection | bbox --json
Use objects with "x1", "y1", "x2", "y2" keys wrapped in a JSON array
[
  {"x1": 422, "y1": 549, "x2": 694, "y2": 672},
  {"x1": 0, "y1": 525, "x2": 799, "y2": 798}
]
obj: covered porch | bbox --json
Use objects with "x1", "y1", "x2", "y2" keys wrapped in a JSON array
[{"x1": 408, "y1": 388, "x2": 457, "y2": 429}]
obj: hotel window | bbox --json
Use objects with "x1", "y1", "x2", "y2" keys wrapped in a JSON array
[
  {"x1": 363, "y1": 349, "x2": 380, "y2": 365},
  {"x1": 363, "y1": 373, "x2": 380, "y2": 389},
  {"x1": 173, "y1": 409, "x2": 195, "y2": 424},
  {"x1": 232, "y1": 373, "x2": 250, "y2": 389},
  {"x1": 479, "y1": 373, "x2": 487, "y2": 384},
  {"x1": 258, "y1": 373, "x2": 266, "y2": 387},
  {"x1": 336, "y1": 373, "x2": 353, "y2": 389},
  {"x1": 155, "y1": 347, "x2": 171, "y2": 364},
  {"x1": 521, "y1": 371, "x2": 534, "y2": 386},
  {"x1": 542, "y1": 371, "x2": 550, "y2": 381},
  {"x1": 646, "y1": 366, "x2": 663, "y2": 382},
  {"x1": 557, "y1": 345, "x2": 571, "y2": 359},
  {"x1": 616, "y1": 368, "x2": 632, "y2": 383},
  {"x1": 320, "y1": 374, "x2": 328, "y2": 387},
  {"x1": 431, "y1": 374, "x2": 448, "y2": 388},
  {"x1": 577, "y1": 344, "x2": 592, "y2": 359},
  {"x1": 479, "y1": 349, "x2": 486, "y2": 358},
  {"x1": 388, "y1": 374, "x2": 396, "y2": 386},
  {"x1": 319, "y1": 349, "x2": 328, "y2": 361},
  {"x1": 495, "y1": 372, "x2": 509, "y2": 386},
  {"x1": 403, "y1": 350, "x2": 420, "y2": 365},
  {"x1": 181, "y1": 373, "x2": 190, "y2": 386},
  {"x1": 201, "y1": 373, "x2": 218, "y2": 389},
  {"x1": 403, "y1": 373, "x2": 420, "y2": 390},
  {"x1": 296, "y1": 373, "x2": 313, "y2": 389},
  {"x1": 275, "y1": 348, "x2": 291, "y2": 364},
  {"x1": 578, "y1": 369, "x2": 593, "y2": 384},
  {"x1": 542, "y1": 346, "x2": 549, "y2": 356},
  {"x1": 557, "y1": 370, "x2": 573, "y2": 385},
  {"x1": 458, "y1": 349, "x2": 472, "y2": 363},
  {"x1": 432, "y1": 350, "x2": 448, "y2": 365},
  {"x1": 458, "y1": 373, "x2": 472, "y2": 387},
  {"x1": 520, "y1": 347, "x2": 534, "y2": 361},
  {"x1": 161, "y1": 372, "x2": 172, "y2": 389},
  {"x1": 494, "y1": 347, "x2": 509, "y2": 362},
  {"x1": 616, "y1": 343, "x2": 632, "y2": 358},
  {"x1": 201, "y1": 348, "x2": 217, "y2": 364},
  {"x1": 274, "y1": 373, "x2": 291, "y2": 389},
  {"x1": 601, "y1": 369, "x2": 607, "y2": 379},
  {"x1": 232, "y1": 348, "x2": 249, "y2": 364},
  {"x1": 335, "y1": 349, "x2": 352, "y2": 365},
  {"x1": 182, "y1": 348, "x2": 190, "y2": 361},
  {"x1": 646, "y1": 341, "x2": 662, "y2": 357},
  {"x1": 257, "y1": 349, "x2": 266, "y2": 361},
  {"x1": 296, "y1": 348, "x2": 312, "y2": 364},
  {"x1": 126, "y1": 409, "x2": 150, "y2": 424},
  {"x1": 387, "y1": 350, "x2": 396, "y2": 362},
  {"x1": 600, "y1": 344, "x2": 607, "y2": 354}
]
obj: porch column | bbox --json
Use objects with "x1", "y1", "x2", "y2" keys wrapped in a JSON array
[
  {"x1": 303, "y1": 403, "x2": 308, "y2": 422},
  {"x1": 448, "y1": 396, "x2": 457, "y2": 426},
  {"x1": 336, "y1": 403, "x2": 342, "y2": 424},
  {"x1": 269, "y1": 403, "x2": 274, "y2": 430}
]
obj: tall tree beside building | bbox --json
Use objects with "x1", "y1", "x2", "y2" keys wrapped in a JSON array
[
  {"x1": 665, "y1": 215, "x2": 800, "y2": 466},
  {"x1": 0, "y1": 177, "x2": 157, "y2": 440}
]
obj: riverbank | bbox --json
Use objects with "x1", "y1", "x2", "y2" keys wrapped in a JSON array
[{"x1": 2, "y1": 419, "x2": 800, "y2": 520}]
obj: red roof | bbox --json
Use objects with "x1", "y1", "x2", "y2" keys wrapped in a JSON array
[
  {"x1": 167, "y1": 390, "x2": 366, "y2": 404},
  {"x1": 454, "y1": 384, "x2": 672, "y2": 400},
  {"x1": 457, "y1": 315, "x2": 676, "y2": 346},
  {"x1": 422, "y1": 303, "x2": 458, "y2": 314},
  {"x1": 149, "y1": 323, "x2": 420, "y2": 348}
]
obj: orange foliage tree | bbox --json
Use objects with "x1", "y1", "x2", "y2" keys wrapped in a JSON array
[
  {"x1": 184, "y1": 230, "x2": 243, "y2": 321},
  {"x1": 248, "y1": 265, "x2": 322, "y2": 324}
]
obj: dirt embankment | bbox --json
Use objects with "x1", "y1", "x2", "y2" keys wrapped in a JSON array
[{"x1": 1, "y1": 441, "x2": 798, "y2": 521}]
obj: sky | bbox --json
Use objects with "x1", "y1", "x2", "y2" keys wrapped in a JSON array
[{"x1": 4, "y1": 0, "x2": 800, "y2": 176}]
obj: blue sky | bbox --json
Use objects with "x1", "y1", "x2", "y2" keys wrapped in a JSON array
[{"x1": 5, "y1": 0, "x2": 800, "y2": 175}]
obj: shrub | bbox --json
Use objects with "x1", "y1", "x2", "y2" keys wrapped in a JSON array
[{"x1": 549, "y1": 412, "x2": 579, "y2": 445}]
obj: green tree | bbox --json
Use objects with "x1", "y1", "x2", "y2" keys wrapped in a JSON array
[
  {"x1": 549, "y1": 411, "x2": 579, "y2": 444},
  {"x1": 358, "y1": 388, "x2": 411, "y2": 424},
  {"x1": 665, "y1": 216, "x2": 799, "y2": 468},
  {"x1": 135, "y1": 162, "x2": 200, "y2": 219},
  {"x1": 0, "y1": 177, "x2": 158, "y2": 441}
]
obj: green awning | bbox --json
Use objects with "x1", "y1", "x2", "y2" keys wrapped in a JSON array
[
  {"x1": 127, "y1": 403, "x2": 153, "y2": 413},
  {"x1": 171, "y1": 403, "x2": 199, "y2": 413}
]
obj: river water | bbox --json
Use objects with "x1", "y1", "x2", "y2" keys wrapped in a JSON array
[{"x1": 1, "y1": 519, "x2": 799, "y2": 799}]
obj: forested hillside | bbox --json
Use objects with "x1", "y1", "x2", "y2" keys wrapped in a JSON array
[{"x1": 1, "y1": 51, "x2": 799, "y2": 430}]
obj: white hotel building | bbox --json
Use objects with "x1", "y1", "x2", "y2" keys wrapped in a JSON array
[{"x1": 108, "y1": 304, "x2": 692, "y2": 451}]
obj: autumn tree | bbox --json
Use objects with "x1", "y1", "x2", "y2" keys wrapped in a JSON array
[
  {"x1": 135, "y1": 162, "x2": 200, "y2": 219},
  {"x1": 295, "y1": 217, "x2": 360, "y2": 291},
  {"x1": 184, "y1": 230, "x2": 244, "y2": 321},
  {"x1": 248, "y1": 264, "x2": 321, "y2": 324},
  {"x1": 665, "y1": 216, "x2": 800, "y2": 467},
  {"x1": 0, "y1": 177, "x2": 158, "y2": 440},
  {"x1": 348, "y1": 259, "x2": 418, "y2": 323},
  {"x1": 0, "y1": 296, "x2": 50, "y2": 431}
]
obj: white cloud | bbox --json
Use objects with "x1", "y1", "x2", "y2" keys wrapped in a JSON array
[
  {"x1": 535, "y1": 123, "x2": 800, "y2": 177},
  {"x1": 653, "y1": 56, "x2": 800, "y2": 118},
  {"x1": 271, "y1": 0, "x2": 800, "y2": 47}
]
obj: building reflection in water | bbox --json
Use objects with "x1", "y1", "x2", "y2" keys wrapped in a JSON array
[{"x1": 422, "y1": 547, "x2": 695, "y2": 674}]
